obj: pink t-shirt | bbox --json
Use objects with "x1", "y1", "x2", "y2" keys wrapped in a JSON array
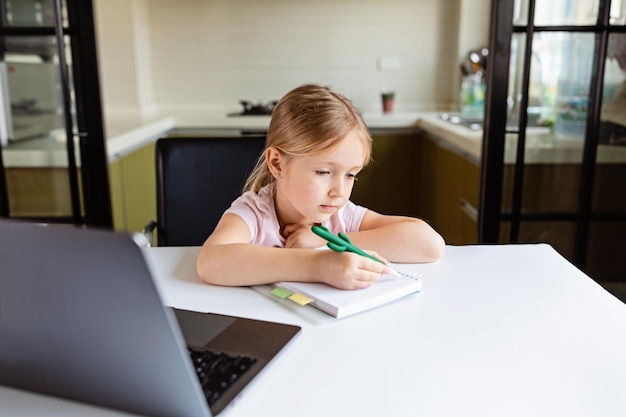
[{"x1": 224, "y1": 184, "x2": 367, "y2": 247}]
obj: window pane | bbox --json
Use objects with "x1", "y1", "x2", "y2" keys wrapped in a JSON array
[
  {"x1": 599, "y1": 33, "x2": 626, "y2": 146},
  {"x1": 610, "y1": 0, "x2": 626, "y2": 25},
  {"x1": 507, "y1": 33, "x2": 556, "y2": 129},
  {"x1": 505, "y1": 32, "x2": 595, "y2": 143},
  {"x1": 595, "y1": 33, "x2": 626, "y2": 214},
  {"x1": 501, "y1": 33, "x2": 596, "y2": 217},
  {"x1": 513, "y1": 0, "x2": 528, "y2": 26},
  {"x1": 553, "y1": 33, "x2": 595, "y2": 141},
  {"x1": 499, "y1": 220, "x2": 577, "y2": 259},
  {"x1": 535, "y1": 0, "x2": 599, "y2": 26},
  {"x1": 515, "y1": 0, "x2": 601, "y2": 26},
  {"x1": 507, "y1": 33, "x2": 527, "y2": 129},
  {"x1": 1, "y1": 37, "x2": 64, "y2": 144},
  {"x1": 501, "y1": 162, "x2": 582, "y2": 214},
  {"x1": 0, "y1": 34, "x2": 80, "y2": 218},
  {"x1": 2, "y1": 0, "x2": 68, "y2": 27}
]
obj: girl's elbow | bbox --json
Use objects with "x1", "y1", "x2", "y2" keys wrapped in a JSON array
[
  {"x1": 196, "y1": 253, "x2": 221, "y2": 285},
  {"x1": 426, "y1": 233, "x2": 446, "y2": 261},
  {"x1": 418, "y1": 228, "x2": 445, "y2": 262},
  {"x1": 196, "y1": 263, "x2": 211, "y2": 285},
  {"x1": 412, "y1": 219, "x2": 445, "y2": 262}
]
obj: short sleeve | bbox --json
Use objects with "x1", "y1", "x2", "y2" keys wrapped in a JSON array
[
  {"x1": 325, "y1": 200, "x2": 367, "y2": 234},
  {"x1": 223, "y1": 185, "x2": 285, "y2": 247}
]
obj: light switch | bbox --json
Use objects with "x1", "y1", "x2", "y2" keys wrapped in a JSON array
[{"x1": 377, "y1": 56, "x2": 401, "y2": 71}]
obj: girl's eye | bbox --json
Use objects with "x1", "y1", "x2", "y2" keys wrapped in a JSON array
[
  {"x1": 316, "y1": 170, "x2": 331, "y2": 175},
  {"x1": 346, "y1": 173, "x2": 358, "y2": 181}
]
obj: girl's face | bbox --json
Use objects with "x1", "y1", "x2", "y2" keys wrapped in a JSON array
[{"x1": 271, "y1": 129, "x2": 368, "y2": 227}]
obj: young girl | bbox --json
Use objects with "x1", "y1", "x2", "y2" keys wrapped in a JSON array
[{"x1": 197, "y1": 84, "x2": 445, "y2": 290}]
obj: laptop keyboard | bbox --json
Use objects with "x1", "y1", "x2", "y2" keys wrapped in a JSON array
[{"x1": 189, "y1": 347, "x2": 258, "y2": 407}]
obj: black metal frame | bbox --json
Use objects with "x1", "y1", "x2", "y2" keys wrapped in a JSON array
[
  {"x1": 478, "y1": 0, "x2": 514, "y2": 243},
  {"x1": 66, "y1": 0, "x2": 112, "y2": 228},
  {"x1": 0, "y1": 0, "x2": 111, "y2": 228},
  {"x1": 480, "y1": 0, "x2": 626, "y2": 272}
]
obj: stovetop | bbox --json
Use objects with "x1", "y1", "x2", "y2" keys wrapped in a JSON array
[{"x1": 228, "y1": 100, "x2": 277, "y2": 116}]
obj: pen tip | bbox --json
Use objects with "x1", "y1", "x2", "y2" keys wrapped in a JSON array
[{"x1": 386, "y1": 266, "x2": 401, "y2": 277}]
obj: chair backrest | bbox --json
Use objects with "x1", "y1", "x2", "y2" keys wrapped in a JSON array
[{"x1": 155, "y1": 136, "x2": 266, "y2": 246}]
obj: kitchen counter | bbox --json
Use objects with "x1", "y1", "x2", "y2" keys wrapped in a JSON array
[
  {"x1": 2, "y1": 111, "x2": 626, "y2": 167},
  {"x1": 417, "y1": 114, "x2": 626, "y2": 165},
  {"x1": 0, "y1": 112, "x2": 424, "y2": 167},
  {"x1": 1, "y1": 115, "x2": 176, "y2": 168}
]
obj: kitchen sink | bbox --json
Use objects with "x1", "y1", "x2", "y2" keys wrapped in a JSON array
[
  {"x1": 440, "y1": 113, "x2": 483, "y2": 130},
  {"x1": 439, "y1": 112, "x2": 552, "y2": 135}
]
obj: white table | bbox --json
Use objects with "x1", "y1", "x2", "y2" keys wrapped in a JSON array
[{"x1": 3, "y1": 244, "x2": 626, "y2": 416}]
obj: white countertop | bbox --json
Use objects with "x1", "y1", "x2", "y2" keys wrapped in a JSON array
[
  {"x1": 2, "y1": 111, "x2": 626, "y2": 167},
  {"x1": 417, "y1": 114, "x2": 626, "y2": 165},
  {"x1": 0, "y1": 112, "x2": 424, "y2": 167}
]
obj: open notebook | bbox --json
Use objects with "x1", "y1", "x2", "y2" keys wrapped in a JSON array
[{"x1": 271, "y1": 264, "x2": 423, "y2": 318}]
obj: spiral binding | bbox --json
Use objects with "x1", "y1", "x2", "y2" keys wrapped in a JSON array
[{"x1": 390, "y1": 264, "x2": 422, "y2": 280}]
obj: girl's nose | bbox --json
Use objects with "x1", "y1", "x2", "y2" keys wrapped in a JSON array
[{"x1": 329, "y1": 178, "x2": 346, "y2": 197}]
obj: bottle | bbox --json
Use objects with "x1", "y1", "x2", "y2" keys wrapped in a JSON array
[{"x1": 460, "y1": 67, "x2": 485, "y2": 116}]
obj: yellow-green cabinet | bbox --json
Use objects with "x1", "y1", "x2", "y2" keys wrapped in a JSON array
[
  {"x1": 108, "y1": 141, "x2": 156, "y2": 233},
  {"x1": 4, "y1": 167, "x2": 76, "y2": 217}
]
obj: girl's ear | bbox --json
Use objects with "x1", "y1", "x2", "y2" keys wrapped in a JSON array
[{"x1": 266, "y1": 147, "x2": 283, "y2": 178}]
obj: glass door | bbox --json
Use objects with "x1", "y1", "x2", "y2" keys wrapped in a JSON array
[
  {"x1": 480, "y1": 0, "x2": 626, "y2": 287},
  {"x1": 0, "y1": 0, "x2": 111, "y2": 227}
]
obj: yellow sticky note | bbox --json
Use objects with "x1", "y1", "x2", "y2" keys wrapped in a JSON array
[
  {"x1": 288, "y1": 293, "x2": 313, "y2": 306},
  {"x1": 271, "y1": 287, "x2": 292, "y2": 299}
]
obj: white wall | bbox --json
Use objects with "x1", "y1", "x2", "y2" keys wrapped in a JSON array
[{"x1": 94, "y1": 0, "x2": 490, "y2": 120}]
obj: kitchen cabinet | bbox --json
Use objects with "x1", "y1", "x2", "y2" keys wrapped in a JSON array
[
  {"x1": 417, "y1": 133, "x2": 480, "y2": 245},
  {"x1": 341, "y1": 129, "x2": 481, "y2": 246},
  {"x1": 350, "y1": 131, "x2": 422, "y2": 219},
  {"x1": 104, "y1": 127, "x2": 483, "y2": 248},
  {"x1": 110, "y1": 130, "x2": 426, "y2": 235},
  {"x1": 4, "y1": 167, "x2": 76, "y2": 217},
  {"x1": 109, "y1": 141, "x2": 156, "y2": 233}
]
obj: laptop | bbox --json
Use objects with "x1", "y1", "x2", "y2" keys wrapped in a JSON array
[{"x1": 0, "y1": 220, "x2": 301, "y2": 417}]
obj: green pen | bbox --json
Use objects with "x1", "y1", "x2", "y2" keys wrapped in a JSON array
[{"x1": 311, "y1": 225, "x2": 401, "y2": 277}]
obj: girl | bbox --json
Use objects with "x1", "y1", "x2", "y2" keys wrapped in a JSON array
[{"x1": 197, "y1": 84, "x2": 445, "y2": 290}]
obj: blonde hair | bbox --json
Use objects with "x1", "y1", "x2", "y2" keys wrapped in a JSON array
[{"x1": 244, "y1": 84, "x2": 372, "y2": 193}]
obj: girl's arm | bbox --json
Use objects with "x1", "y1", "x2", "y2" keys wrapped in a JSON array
[
  {"x1": 347, "y1": 210, "x2": 445, "y2": 263},
  {"x1": 196, "y1": 213, "x2": 391, "y2": 289}
]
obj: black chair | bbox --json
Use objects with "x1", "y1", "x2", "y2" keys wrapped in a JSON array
[{"x1": 143, "y1": 135, "x2": 266, "y2": 246}]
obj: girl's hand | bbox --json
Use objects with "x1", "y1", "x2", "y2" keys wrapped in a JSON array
[
  {"x1": 282, "y1": 223, "x2": 326, "y2": 248},
  {"x1": 312, "y1": 250, "x2": 391, "y2": 290}
]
